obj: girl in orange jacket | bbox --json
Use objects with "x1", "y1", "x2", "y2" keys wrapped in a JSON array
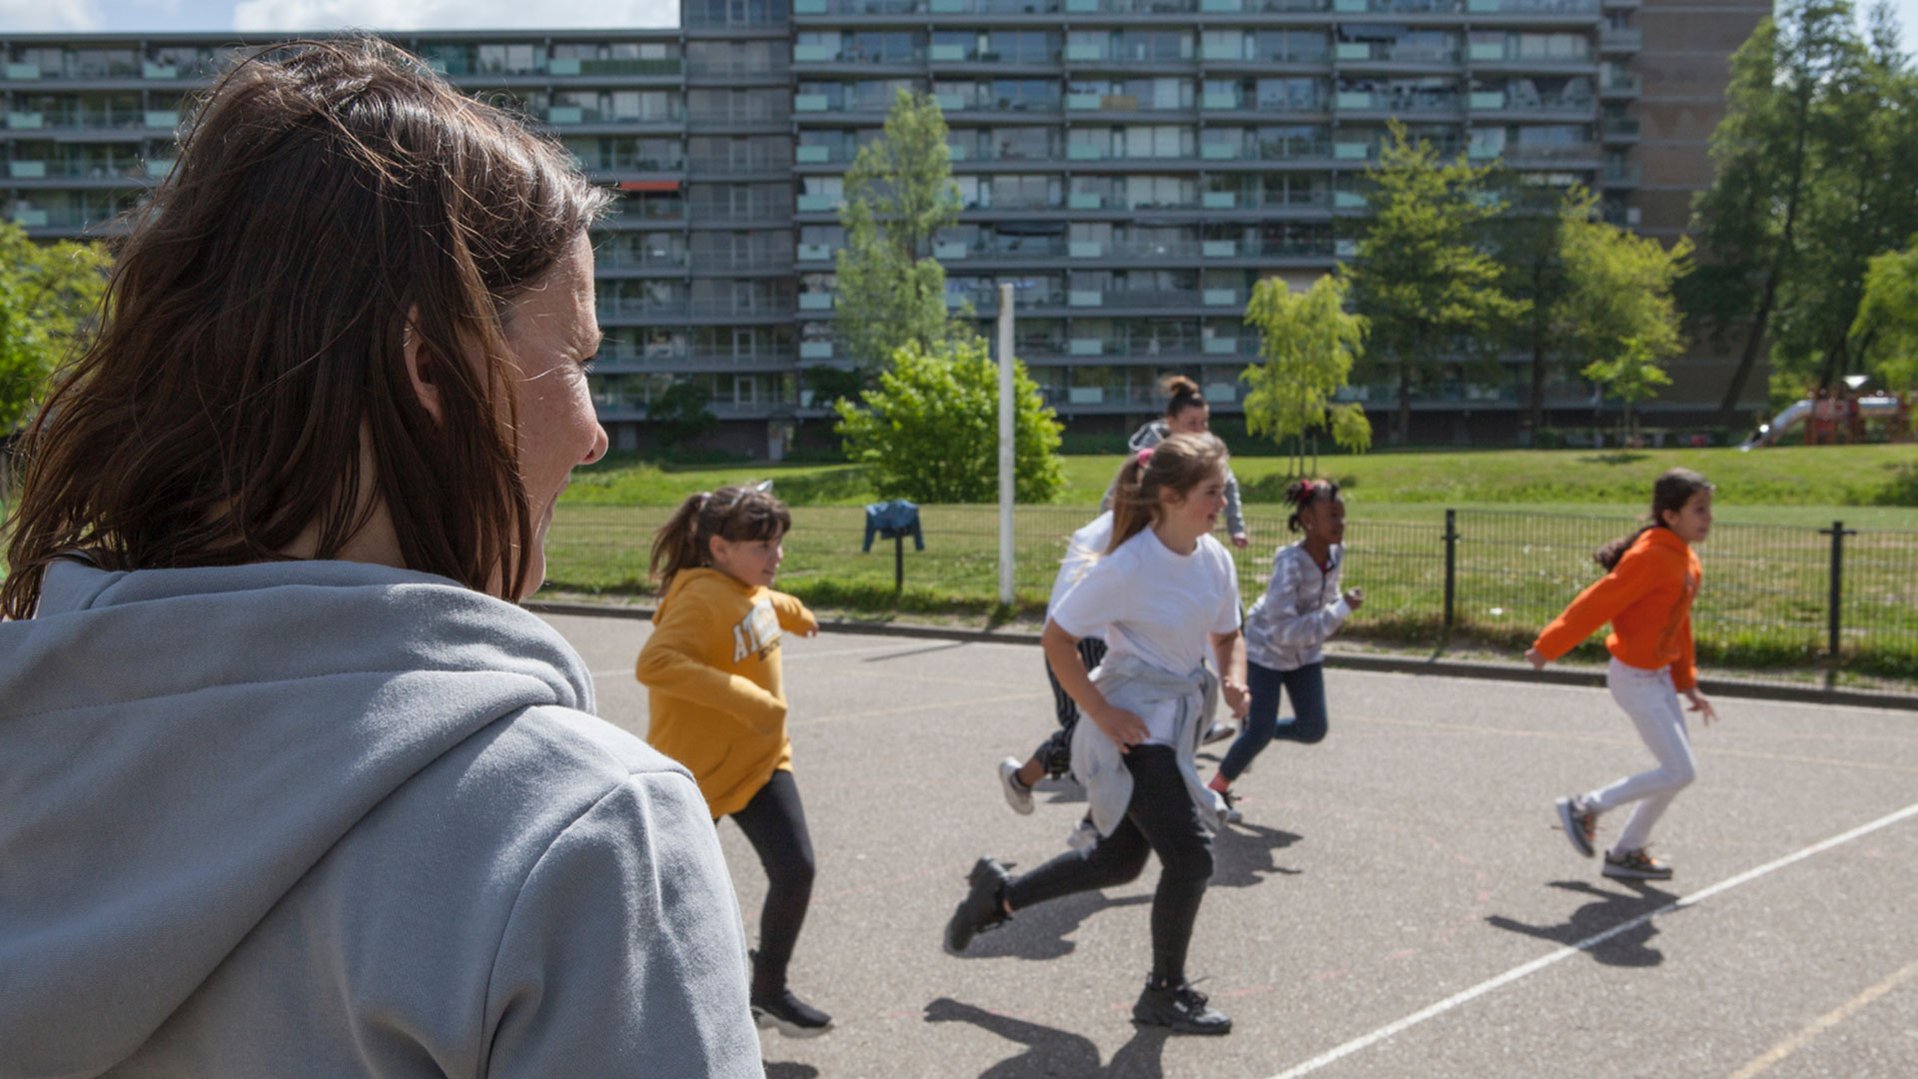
[
  {"x1": 1526, "y1": 468, "x2": 1720, "y2": 882},
  {"x1": 637, "y1": 484, "x2": 830, "y2": 1037}
]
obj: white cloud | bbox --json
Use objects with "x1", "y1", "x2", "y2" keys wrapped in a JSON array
[
  {"x1": 232, "y1": 0, "x2": 677, "y2": 32},
  {"x1": 0, "y1": 0, "x2": 105, "y2": 30}
]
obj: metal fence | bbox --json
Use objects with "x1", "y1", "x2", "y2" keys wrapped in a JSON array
[{"x1": 544, "y1": 504, "x2": 1918, "y2": 696}]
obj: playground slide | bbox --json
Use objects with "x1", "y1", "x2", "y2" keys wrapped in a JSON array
[{"x1": 1740, "y1": 394, "x2": 1904, "y2": 449}]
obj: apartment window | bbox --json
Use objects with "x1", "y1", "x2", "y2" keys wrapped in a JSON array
[{"x1": 477, "y1": 44, "x2": 541, "y2": 74}]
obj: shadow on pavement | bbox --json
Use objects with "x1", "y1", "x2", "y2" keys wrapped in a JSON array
[
  {"x1": 1484, "y1": 879, "x2": 1679, "y2": 967},
  {"x1": 762, "y1": 1062, "x2": 820, "y2": 1078},
  {"x1": 924, "y1": 998, "x2": 1172, "y2": 1078},
  {"x1": 1210, "y1": 821, "x2": 1303, "y2": 889},
  {"x1": 956, "y1": 888, "x2": 1154, "y2": 961}
]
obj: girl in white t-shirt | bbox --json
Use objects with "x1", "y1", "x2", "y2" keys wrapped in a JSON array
[{"x1": 943, "y1": 432, "x2": 1250, "y2": 1037}]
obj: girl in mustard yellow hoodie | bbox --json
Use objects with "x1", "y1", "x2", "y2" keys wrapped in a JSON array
[
  {"x1": 637, "y1": 484, "x2": 829, "y2": 1037},
  {"x1": 1526, "y1": 468, "x2": 1720, "y2": 883}
]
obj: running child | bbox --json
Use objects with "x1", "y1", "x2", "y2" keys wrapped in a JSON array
[
  {"x1": 945, "y1": 433, "x2": 1251, "y2": 1036},
  {"x1": 1527, "y1": 468, "x2": 1720, "y2": 882},
  {"x1": 636, "y1": 485, "x2": 832, "y2": 1037},
  {"x1": 996, "y1": 510, "x2": 1110, "y2": 821},
  {"x1": 1207, "y1": 479, "x2": 1363, "y2": 819}
]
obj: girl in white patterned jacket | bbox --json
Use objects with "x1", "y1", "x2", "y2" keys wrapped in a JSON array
[{"x1": 1207, "y1": 478, "x2": 1363, "y2": 814}]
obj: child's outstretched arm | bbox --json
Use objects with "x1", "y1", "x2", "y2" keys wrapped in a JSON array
[
  {"x1": 770, "y1": 591, "x2": 820, "y2": 637},
  {"x1": 636, "y1": 603, "x2": 786, "y2": 735},
  {"x1": 1529, "y1": 549, "x2": 1658, "y2": 667}
]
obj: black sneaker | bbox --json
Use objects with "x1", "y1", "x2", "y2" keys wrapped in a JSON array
[
  {"x1": 751, "y1": 987, "x2": 833, "y2": 1038},
  {"x1": 1602, "y1": 848, "x2": 1673, "y2": 881},
  {"x1": 943, "y1": 857, "x2": 1013, "y2": 955},
  {"x1": 1132, "y1": 976, "x2": 1232, "y2": 1035},
  {"x1": 1556, "y1": 795, "x2": 1597, "y2": 858}
]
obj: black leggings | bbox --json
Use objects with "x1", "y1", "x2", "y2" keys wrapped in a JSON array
[
  {"x1": 727, "y1": 769, "x2": 815, "y2": 994},
  {"x1": 1003, "y1": 745, "x2": 1213, "y2": 984}
]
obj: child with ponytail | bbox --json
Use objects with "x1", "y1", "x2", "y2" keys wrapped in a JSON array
[
  {"x1": 945, "y1": 433, "x2": 1250, "y2": 1036},
  {"x1": 636, "y1": 485, "x2": 832, "y2": 1037},
  {"x1": 1528, "y1": 468, "x2": 1719, "y2": 882},
  {"x1": 1207, "y1": 478, "x2": 1362, "y2": 818}
]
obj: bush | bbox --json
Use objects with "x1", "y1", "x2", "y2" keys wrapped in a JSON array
[{"x1": 834, "y1": 338, "x2": 1065, "y2": 503}]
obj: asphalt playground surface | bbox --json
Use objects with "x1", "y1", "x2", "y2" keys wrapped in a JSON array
[{"x1": 543, "y1": 611, "x2": 1918, "y2": 1079}]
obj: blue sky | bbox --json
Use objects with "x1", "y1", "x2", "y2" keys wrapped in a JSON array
[{"x1": 0, "y1": 0, "x2": 1909, "y2": 51}]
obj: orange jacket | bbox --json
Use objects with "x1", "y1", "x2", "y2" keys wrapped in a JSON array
[{"x1": 1533, "y1": 526, "x2": 1702, "y2": 690}]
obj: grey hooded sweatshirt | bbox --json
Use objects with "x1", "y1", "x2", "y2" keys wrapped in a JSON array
[
  {"x1": 1099, "y1": 420, "x2": 1247, "y2": 538},
  {"x1": 0, "y1": 559, "x2": 762, "y2": 1078}
]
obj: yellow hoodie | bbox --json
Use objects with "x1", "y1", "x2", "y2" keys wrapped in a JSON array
[{"x1": 636, "y1": 568, "x2": 818, "y2": 818}]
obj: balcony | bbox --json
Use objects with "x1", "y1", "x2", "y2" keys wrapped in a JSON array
[
  {"x1": 1601, "y1": 115, "x2": 1640, "y2": 141},
  {"x1": 1600, "y1": 28, "x2": 1644, "y2": 53},
  {"x1": 547, "y1": 57, "x2": 682, "y2": 77},
  {"x1": 1336, "y1": 41, "x2": 1462, "y2": 65},
  {"x1": 1468, "y1": 0, "x2": 1601, "y2": 12},
  {"x1": 1203, "y1": 0, "x2": 1331, "y2": 10},
  {"x1": 1600, "y1": 161, "x2": 1640, "y2": 185},
  {"x1": 1600, "y1": 73, "x2": 1642, "y2": 97},
  {"x1": 1334, "y1": 0, "x2": 1462, "y2": 10},
  {"x1": 1337, "y1": 90, "x2": 1459, "y2": 115}
]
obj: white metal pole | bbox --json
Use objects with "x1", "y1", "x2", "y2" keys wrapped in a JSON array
[{"x1": 996, "y1": 282, "x2": 1015, "y2": 607}]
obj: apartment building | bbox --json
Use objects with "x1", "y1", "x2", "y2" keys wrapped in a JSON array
[{"x1": 1, "y1": 0, "x2": 1767, "y2": 454}]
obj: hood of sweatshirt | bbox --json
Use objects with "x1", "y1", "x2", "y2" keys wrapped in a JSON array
[
  {"x1": 0, "y1": 558, "x2": 594, "y2": 1076},
  {"x1": 1127, "y1": 420, "x2": 1171, "y2": 452}
]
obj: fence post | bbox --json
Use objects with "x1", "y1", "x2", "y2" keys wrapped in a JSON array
[
  {"x1": 1442, "y1": 508, "x2": 1459, "y2": 637},
  {"x1": 1819, "y1": 520, "x2": 1855, "y2": 690}
]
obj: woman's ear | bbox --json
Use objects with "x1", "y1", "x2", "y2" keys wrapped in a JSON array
[{"x1": 400, "y1": 306, "x2": 444, "y2": 424}]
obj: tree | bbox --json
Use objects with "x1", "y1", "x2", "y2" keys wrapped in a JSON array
[
  {"x1": 1342, "y1": 121, "x2": 1527, "y2": 444},
  {"x1": 1851, "y1": 241, "x2": 1918, "y2": 391},
  {"x1": 1767, "y1": 2, "x2": 1918, "y2": 395},
  {"x1": 1688, "y1": 0, "x2": 1864, "y2": 421},
  {"x1": 1485, "y1": 175, "x2": 1576, "y2": 438},
  {"x1": 1239, "y1": 274, "x2": 1371, "y2": 476},
  {"x1": 1557, "y1": 192, "x2": 1694, "y2": 439},
  {"x1": 1, "y1": 220, "x2": 110, "y2": 436},
  {"x1": 645, "y1": 380, "x2": 718, "y2": 448},
  {"x1": 833, "y1": 90, "x2": 969, "y2": 372},
  {"x1": 833, "y1": 338, "x2": 1064, "y2": 503}
]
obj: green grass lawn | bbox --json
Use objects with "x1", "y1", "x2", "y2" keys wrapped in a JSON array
[
  {"x1": 565, "y1": 444, "x2": 1918, "y2": 524},
  {"x1": 545, "y1": 445, "x2": 1918, "y2": 687}
]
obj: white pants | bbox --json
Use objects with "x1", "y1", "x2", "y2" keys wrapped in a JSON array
[{"x1": 1585, "y1": 657, "x2": 1697, "y2": 855}]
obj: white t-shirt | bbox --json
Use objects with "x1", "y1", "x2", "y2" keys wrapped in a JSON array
[
  {"x1": 1047, "y1": 511, "x2": 1114, "y2": 614},
  {"x1": 1050, "y1": 526, "x2": 1242, "y2": 744}
]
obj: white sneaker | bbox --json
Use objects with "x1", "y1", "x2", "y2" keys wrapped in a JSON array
[
  {"x1": 1066, "y1": 818, "x2": 1099, "y2": 851},
  {"x1": 998, "y1": 757, "x2": 1033, "y2": 815},
  {"x1": 1202, "y1": 721, "x2": 1238, "y2": 745}
]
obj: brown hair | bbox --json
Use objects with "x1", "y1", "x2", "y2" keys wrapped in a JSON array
[
  {"x1": 1284, "y1": 477, "x2": 1341, "y2": 534},
  {"x1": 1160, "y1": 374, "x2": 1205, "y2": 420},
  {"x1": 650, "y1": 484, "x2": 793, "y2": 593},
  {"x1": 1106, "y1": 432, "x2": 1229, "y2": 552},
  {"x1": 1, "y1": 37, "x2": 609, "y2": 618},
  {"x1": 1594, "y1": 468, "x2": 1715, "y2": 570}
]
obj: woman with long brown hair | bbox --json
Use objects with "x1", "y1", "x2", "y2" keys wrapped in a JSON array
[{"x1": 0, "y1": 38, "x2": 760, "y2": 1075}]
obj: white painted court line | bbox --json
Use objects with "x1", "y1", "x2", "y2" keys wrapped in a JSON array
[
  {"x1": 1729, "y1": 958, "x2": 1918, "y2": 1078},
  {"x1": 1266, "y1": 799, "x2": 1918, "y2": 1079}
]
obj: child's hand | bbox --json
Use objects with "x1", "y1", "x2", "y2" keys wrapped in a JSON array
[
  {"x1": 1524, "y1": 647, "x2": 1549, "y2": 670},
  {"x1": 1343, "y1": 587, "x2": 1364, "y2": 611},
  {"x1": 803, "y1": 626, "x2": 820, "y2": 638},
  {"x1": 1231, "y1": 532, "x2": 1249, "y2": 549},
  {"x1": 1090, "y1": 705, "x2": 1150, "y2": 755},
  {"x1": 1683, "y1": 687, "x2": 1718, "y2": 725},
  {"x1": 1221, "y1": 680, "x2": 1250, "y2": 719}
]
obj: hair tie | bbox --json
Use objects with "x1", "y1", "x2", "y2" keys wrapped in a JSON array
[
  {"x1": 696, "y1": 491, "x2": 711, "y2": 511},
  {"x1": 1299, "y1": 479, "x2": 1314, "y2": 497},
  {"x1": 1136, "y1": 448, "x2": 1154, "y2": 466}
]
